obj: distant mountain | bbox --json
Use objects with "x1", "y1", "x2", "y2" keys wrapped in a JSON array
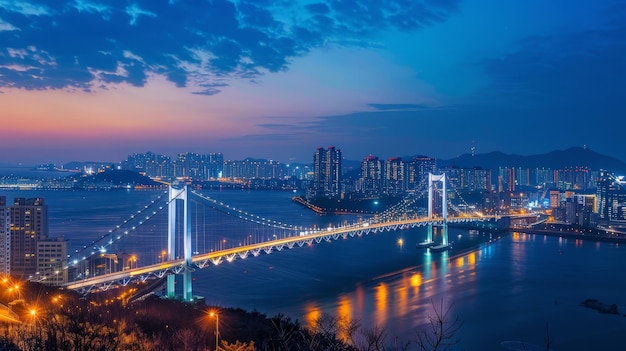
[{"x1": 439, "y1": 147, "x2": 626, "y2": 173}]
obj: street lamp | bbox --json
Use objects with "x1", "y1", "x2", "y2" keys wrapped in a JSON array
[{"x1": 209, "y1": 311, "x2": 219, "y2": 350}]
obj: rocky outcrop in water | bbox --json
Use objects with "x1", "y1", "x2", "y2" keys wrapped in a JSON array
[{"x1": 580, "y1": 299, "x2": 620, "y2": 314}]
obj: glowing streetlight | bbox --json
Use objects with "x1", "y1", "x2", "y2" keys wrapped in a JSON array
[{"x1": 209, "y1": 311, "x2": 220, "y2": 350}]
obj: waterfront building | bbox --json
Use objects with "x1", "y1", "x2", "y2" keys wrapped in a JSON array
[
  {"x1": 36, "y1": 237, "x2": 68, "y2": 285},
  {"x1": 556, "y1": 167, "x2": 592, "y2": 190},
  {"x1": 405, "y1": 156, "x2": 436, "y2": 192},
  {"x1": 597, "y1": 170, "x2": 611, "y2": 222},
  {"x1": 311, "y1": 147, "x2": 342, "y2": 198},
  {"x1": 121, "y1": 151, "x2": 223, "y2": 180},
  {"x1": 595, "y1": 170, "x2": 626, "y2": 224},
  {"x1": 384, "y1": 157, "x2": 405, "y2": 196},
  {"x1": 0, "y1": 197, "x2": 10, "y2": 275},
  {"x1": 223, "y1": 158, "x2": 285, "y2": 180},
  {"x1": 446, "y1": 167, "x2": 492, "y2": 191},
  {"x1": 173, "y1": 152, "x2": 224, "y2": 180},
  {"x1": 9, "y1": 197, "x2": 48, "y2": 277},
  {"x1": 565, "y1": 194, "x2": 596, "y2": 227},
  {"x1": 360, "y1": 155, "x2": 383, "y2": 197}
]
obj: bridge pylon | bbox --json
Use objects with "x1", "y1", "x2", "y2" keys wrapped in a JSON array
[
  {"x1": 167, "y1": 183, "x2": 194, "y2": 301},
  {"x1": 428, "y1": 173, "x2": 449, "y2": 249}
]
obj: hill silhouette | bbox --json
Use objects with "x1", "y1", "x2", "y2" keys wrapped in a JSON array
[
  {"x1": 69, "y1": 169, "x2": 159, "y2": 187},
  {"x1": 438, "y1": 147, "x2": 626, "y2": 173}
]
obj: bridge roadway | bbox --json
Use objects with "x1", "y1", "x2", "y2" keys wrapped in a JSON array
[{"x1": 63, "y1": 215, "x2": 498, "y2": 291}]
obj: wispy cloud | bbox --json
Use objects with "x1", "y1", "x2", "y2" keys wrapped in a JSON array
[{"x1": 368, "y1": 103, "x2": 431, "y2": 111}]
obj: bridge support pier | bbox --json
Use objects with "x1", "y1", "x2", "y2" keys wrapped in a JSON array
[
  {"x1": 167, "y1": 183, "x2": 194, "y2": 302},
  {"x1": 428, "y1": 173, "x2": 449, "y2": 248}
]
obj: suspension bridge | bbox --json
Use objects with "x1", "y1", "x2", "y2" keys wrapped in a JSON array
[{"x1": 55, "y1": 173, "x2": 514, "y2": 301}]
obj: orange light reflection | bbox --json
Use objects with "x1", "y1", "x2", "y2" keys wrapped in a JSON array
[
  {"x1": 336, "y1": 295, "x2": 352, "y2": 341},
  {"x1": 374, "y1": 283, "x2": 388, "y2": 326},
  {"x1": 304, "y1": 303, "x2": 321, "y2": 330}
]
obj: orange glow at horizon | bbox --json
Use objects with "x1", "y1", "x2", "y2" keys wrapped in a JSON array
[{"x1": 0, "y1": 79, "x2": 269, "y2": 143}]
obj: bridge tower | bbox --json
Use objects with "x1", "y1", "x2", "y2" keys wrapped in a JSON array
[
  {"x1": 167, "y1": 183, "x2": 194, "y2": 301},
  {"x1": 428, "y1": 173, "x2": 449, "y2": 246}
]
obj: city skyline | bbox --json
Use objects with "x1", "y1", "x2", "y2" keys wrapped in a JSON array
[{"x1": 1, "y1": 0, "x2": 625, "y2": 165}]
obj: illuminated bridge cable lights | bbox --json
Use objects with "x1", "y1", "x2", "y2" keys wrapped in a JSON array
[
  {"x1": 63, "y1": 190, "x2": 172, "y2": 269},
  {"x1": 190, "y1": 190, "x2": 309, "y2": 232}
]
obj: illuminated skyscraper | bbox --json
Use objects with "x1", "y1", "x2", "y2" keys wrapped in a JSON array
[
  {"x1": 596, "y1": 170, "x2": 626, "y2": 224},
  {"x1": 361, "y1": 155, "x2": 383, "y2": 196},
  {"x1": 311, "y1": 146, "x2": 342, "y2": 198},
  {"x1": 596, "y1": 170, "x2": 612, "y2": 222},
  {"x1": 0, "y1": 197, "x2": 10, "y2": 275},
  {"x1": 406, "y1": 156, "x2": 436, "y2": 191},
  {"x1": 9, "y1": 197, "x2": 48, "y2": 277},
  {"x1": 385, "y1": 157, "x2": 405, "y2": 195}
]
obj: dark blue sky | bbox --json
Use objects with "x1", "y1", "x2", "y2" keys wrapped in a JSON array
[{"x1": 0, "y1": 0, "x2": 624, "y2": 164}]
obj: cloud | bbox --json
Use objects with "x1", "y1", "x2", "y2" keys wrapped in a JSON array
[
  {"x1": 368, "y1": 103, "x2": 431, "y2": 110},
  {"x1": 0, "y1": 0, "x2": 459, "y2": 93}
]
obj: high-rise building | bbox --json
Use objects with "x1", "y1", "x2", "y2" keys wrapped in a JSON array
[
  {"x1": 361, "y1": 155, "x2": 383, "y2": 196},
  {"x1": 37, "y1": 237, "x2": 68, "y2": 285},
  {"x1": 596, "y1": 170, "x2": 613, "y2": 222},
  {"x1": 507, "y1": 167, "x2": 516, "y2": 192},
  {"x1": 121, "y1": 151, "x2": 223, "y2": 180},
  {"x1": 223, "y1": 158, "x2": 285, "y2": 180},
  {"x1": 596, "y1": 171, "x2": 626, "y2": 223},
  {"x1": 446, "y1": 167, "x2": 492, "y2": 191},
  {"x1": 311, "y1": 146, "x2": 342, "y2": 198},
  {"x1": 0, "y1": 197, "x2": 10, "y2": 275},
  {"x1": 406, "y1": 156, "x2": 436, "y2": 192},
  {"x1": 9, "y1": 197, "x2": 48, "y2": 277},
  {"x1": 385, "y1": 157, "x2": 405, "y2": 196}
]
